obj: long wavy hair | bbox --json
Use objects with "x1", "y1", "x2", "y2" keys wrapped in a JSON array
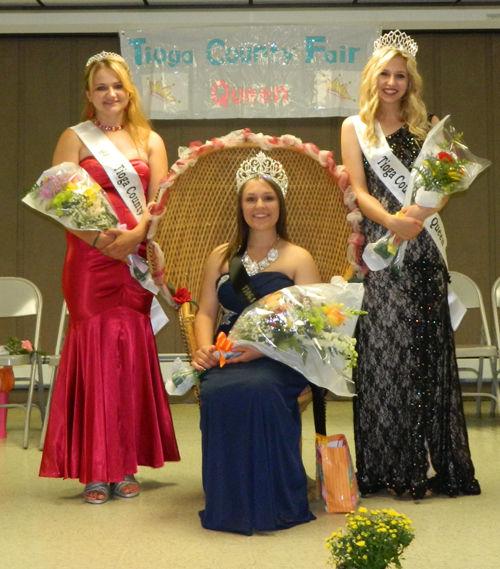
[
  {"x1": 359, "y1": 46, "x2": 429, "y2": 145},
  {"x1": 82, "y1": 54, "x2": 151, "y2": 149},
  {"x1": 222, "y1": 176, "x2": 289, "y2": 267}
]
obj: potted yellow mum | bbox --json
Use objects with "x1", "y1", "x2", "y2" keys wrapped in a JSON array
[{"x1": 325, "y1": 507, "x2": 415, "y2": 569}]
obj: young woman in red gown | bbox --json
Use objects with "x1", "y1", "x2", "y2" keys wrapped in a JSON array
[{"x1": 40, "y1": 52, "x2": 180, "y2": 503}]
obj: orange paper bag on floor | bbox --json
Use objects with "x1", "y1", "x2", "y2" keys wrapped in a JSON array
[{"x1": 315, "y1": 433, "x2": 360, "y2": 513}]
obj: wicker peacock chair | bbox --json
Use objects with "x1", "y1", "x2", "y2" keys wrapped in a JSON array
[{"x1": 148, "y1": 129, "x2": 363, "y2": 435}]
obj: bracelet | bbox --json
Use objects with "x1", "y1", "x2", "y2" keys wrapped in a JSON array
[{"x1": 91, "y1": 232, "x2": 101, "y2": 248}]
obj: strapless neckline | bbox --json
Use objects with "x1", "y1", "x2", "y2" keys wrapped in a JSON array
[
  {"x1": 79, "y1": 156, "x2": 148, "y2": 167},
  {"x1": 215, "y1": 270, "x2": 291, "y2": 288}
]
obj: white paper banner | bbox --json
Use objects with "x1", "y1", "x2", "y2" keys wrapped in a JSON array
[{"x1": 120, "y1": 26, "x2": 378, "y2": 120}]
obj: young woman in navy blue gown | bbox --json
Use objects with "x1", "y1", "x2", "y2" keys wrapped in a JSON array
[{"x1": 191, "y1": 153, "x2": 321, "y2": 534}]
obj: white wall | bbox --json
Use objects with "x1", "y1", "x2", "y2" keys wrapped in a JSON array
[{"x1": 1, "y1": 6, "x2": 500, "y2": 34}]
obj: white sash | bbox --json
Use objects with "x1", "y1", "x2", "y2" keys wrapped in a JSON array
[
  {"x1": 351, "y1": 115, "x2": 465, "y2": 330},
  {"x1": 72, "y1": 121, "x2": 145, "y2": 220},
  {"x1": 72, "y1": 121, "x2": 168, "y2": 334},
  {"x1": 351, "y1": 115, "x2": 448, "y2": 266}
]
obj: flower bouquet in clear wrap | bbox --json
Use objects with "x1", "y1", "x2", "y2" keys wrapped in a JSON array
[
  {"x1": 22, "y1": 162, "x2": 169, "y2": 312},
  {"x1": 23, "y1": 162, "x2": 119, "y2": 231},
  {"x1": 362, "y1": 115, "x2": 491, "y2": 272},
  {"x1": 216, "y1": 277, "x2": 365, "y2": 397}
]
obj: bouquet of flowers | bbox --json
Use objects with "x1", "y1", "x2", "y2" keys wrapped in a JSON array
[
  {"x1": 165, "y1": 357, "x2": 200, "y2": 396},
  {"x1": 363, "y1": 115, "x2": 491, "y2": 272},
  {"x1": 217, "y1": 277, "x2": 365, "y2": 396},
  {"x1": 0, "y1": 337, "x2": 34, "y2": 356},
  {"x1": 325, "y1": 507, "x2": 415, "y2": 569},
  {"x1": 23, "y1": 162, "x2": 166, "y2": 307},
  {"x1": 23, "y1": 162, "x2": 118, "y2": 231}
]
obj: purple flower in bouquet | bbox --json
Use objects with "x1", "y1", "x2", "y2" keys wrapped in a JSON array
[{"x1": 38, "y1": 175, "x2": 65, "y2": 200}]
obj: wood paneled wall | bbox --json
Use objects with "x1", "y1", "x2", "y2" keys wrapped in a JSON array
[{"x1": 1, "y1": 31, "x2": 498, "y2": 352}]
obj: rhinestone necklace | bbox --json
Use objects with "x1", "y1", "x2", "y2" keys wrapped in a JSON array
[
  {"x1": 242, "y1": 237, "x2": 280, "y2": 276},
  {"x1": 93, "y1": 119, "x2": 123, "y2": 132}
]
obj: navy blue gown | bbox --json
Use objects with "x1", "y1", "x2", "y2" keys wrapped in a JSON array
[{"x1": 199, "y1": 271, "x2": 316, "y2": 535}]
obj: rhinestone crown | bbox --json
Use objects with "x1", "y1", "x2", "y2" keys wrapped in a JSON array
[
  {"x1": 86, "y1": 51, "x2": 128, "y2": 68},
  {"x1": 373, "y1": 30, "x2": 418, "y2": 58},
  {"x1": 236, "y1": 151, "x2": 288, "y2": 197}
]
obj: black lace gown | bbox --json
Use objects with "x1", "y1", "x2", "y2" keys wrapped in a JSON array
[{"x1": 353, "y1": 126, "x2": 480, "y2": 499}]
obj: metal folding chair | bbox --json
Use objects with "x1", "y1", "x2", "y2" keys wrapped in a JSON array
[
  {"x1": 39, "y1": 301, "x2": 68, "y2": 450},
  {"x1": 449, "y1": 271, "x2": 498, "y2": 416},
  {"x1": 0, "y1": 277, "x2": 44, "y2": 448},
  {"x1": 491, "y1": 276, "x2": 500, "y2": 398}
]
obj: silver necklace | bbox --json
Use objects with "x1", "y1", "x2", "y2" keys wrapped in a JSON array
[{"x1": 242, "y1": 237, "x2": 280, "y2": 276}]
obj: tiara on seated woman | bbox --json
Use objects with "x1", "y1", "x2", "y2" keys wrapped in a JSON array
[
  {"x1": 236, "y1": 151, "x2": 289, "y2": 197},
  {"x1": 373, "y1": 30, "x2": 418, "y2": 58},
  {"x1": 86, "y1": 51, "x2": 128, "y2": 68}
]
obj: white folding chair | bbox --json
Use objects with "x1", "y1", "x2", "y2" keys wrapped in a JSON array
[
  {"x1": 0, "y1": 277, "x2": 44, "y2": 448},
  {"x1": 39, "y1": 301, "x2": 68, "y2": 450},
  {"x1": 449, "y1": 271, "x2": 498, "y2": 416},
  {"x1": 491, "y1": 276, "x2": 500, "y2": 391}
]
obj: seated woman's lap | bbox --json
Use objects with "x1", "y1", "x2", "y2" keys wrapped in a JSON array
[{"x1": 200, "y1": 358, "x2": 309, "y2": 405}]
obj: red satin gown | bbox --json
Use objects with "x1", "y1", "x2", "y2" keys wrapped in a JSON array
[{"x1": 40, "y1": 158, "x2": 180, "y2": 484}]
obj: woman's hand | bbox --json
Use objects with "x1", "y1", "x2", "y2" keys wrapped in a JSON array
[
  {"x1": 192, "y1": 345, "x2": 218, "y2": 372},
  {"x1": 99, "y1": 227, "x2": 144, "y2": 261},
  {"x1": 93, "y1": 232, "x2": 116, "y2": 250},
  {"x1": 387, "y1": 213, "x2": 423, "y2": 241},
  {"x1": 226, "y1": 346, "x2": 263, "y2": 365}
]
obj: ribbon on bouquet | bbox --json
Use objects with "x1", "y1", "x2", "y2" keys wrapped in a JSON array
[{"x1": 213, "y1": 332, "x2": 235, "y2": 367}]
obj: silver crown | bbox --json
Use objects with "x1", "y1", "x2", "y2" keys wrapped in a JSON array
[
  {"x1": 236, "y1": 151, "x2": 288, "y2": 197},
  {"x1": 86, "y1": 51, "x2": 128, "y2": 68},
  {"x1": 373, "y1": 30, "x2": 418, "y2": 58}
]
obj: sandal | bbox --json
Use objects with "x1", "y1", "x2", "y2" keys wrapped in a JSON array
[
  {"x1": 83, "y1": 482, "x2": 111, "y2": 505},
  {"x1": 112, "y1": 475, "x2": 141, "y2": 499}
]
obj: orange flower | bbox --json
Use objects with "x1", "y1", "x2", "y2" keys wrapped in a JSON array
[
  {"x1": 263, "y1": 291, "x2": 283, "y2": 311},
  {"x1": 322, "y1": 304, "x2": 346, "y2": 327},
  {"x1": 215, "y1": 331, "x2": 234, "y2": 367}
]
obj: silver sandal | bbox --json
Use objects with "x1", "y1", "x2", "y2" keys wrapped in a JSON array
[
  {"x1": 112, "y1": 475, "x2": 140, "y2": 499},
  {"x1": 83, "y1": 482, "x2": 111, "y2": 504}
]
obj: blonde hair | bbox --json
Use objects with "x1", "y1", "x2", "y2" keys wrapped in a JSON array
[
  {"x1": 82, "y1": 54, "x2": 151, "y2": 149},
  {"x1": 359, "y1": 47, "x2": 429, "y2": 145}
]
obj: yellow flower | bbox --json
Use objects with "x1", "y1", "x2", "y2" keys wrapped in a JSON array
[
  {"x1": 65, "y1": 181, "x2": 79, "y2": 192},
  {"x1": 322, "y1": 303, "x2": 346, "y2": 327},
  {"x1": 386, "y1": 240, "x2": 398, "y2": 255},
  {"x1": 355, "y1": 540, "x2": 366, "y2": 547}
]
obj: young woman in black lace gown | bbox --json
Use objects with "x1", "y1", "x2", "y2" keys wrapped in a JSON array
[{"x1": 341, "y1": 31, "x2": 480, "y2": 499}]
